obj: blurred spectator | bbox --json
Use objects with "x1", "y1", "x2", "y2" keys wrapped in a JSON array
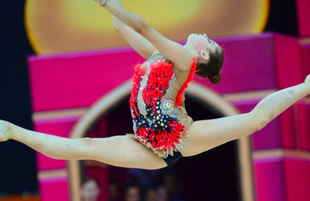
[
  {"x1": 124, "y1": 184, "x2": 141, "y2": 201},
  {"x1": 161, "y1": 172, "x2": 187, "y2": 201},
  {"x1": 127, "y1": 168, "x2": 162, "y2": 189},
  {"x1": 157, "y1": 186, "x2": 169, "y2": 201},
  {"x1": 80, "y1": 178, "x2": 100, "y2": 201},
  {"x1": 109, "y1": 179, "x2": 119, "y2": 201},
  {"x1": 144, "y1": 187, "x2": 158, "y2": 201}
]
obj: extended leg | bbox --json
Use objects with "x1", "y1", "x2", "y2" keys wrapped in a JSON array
[
  {"x1": 181, "y1": 76, "x2": 310, "y2": 157},
  {"x1": 0, "y1": 122, "x2": 166, "y2": 169}
]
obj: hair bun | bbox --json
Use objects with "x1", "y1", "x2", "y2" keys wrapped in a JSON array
[{"x1": 208, "y1": 74, "x2": 221, "y2": 84}]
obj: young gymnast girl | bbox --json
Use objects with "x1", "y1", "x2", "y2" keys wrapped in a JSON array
[{"x1": 0, "y1": 0, "x2": 310, "y2": 169}]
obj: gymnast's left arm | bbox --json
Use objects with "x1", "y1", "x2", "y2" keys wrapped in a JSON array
[
  {"x1": 110, "y1": 0, "x2": 156, "y2": 59},
  {"x1": 94, "y1": 0, "x2": 193, "y2": 71}
]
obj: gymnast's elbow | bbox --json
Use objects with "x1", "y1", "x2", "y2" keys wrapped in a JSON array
[{"x1": 133, "y1": 18, "x2": 150, "y2": 36}]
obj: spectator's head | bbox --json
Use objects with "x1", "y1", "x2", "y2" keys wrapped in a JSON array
[
  {"x1": 124, "y1": 184, "x2": 140, "y2": 201},
  {"x1": 109, "y1": 178, "x2": 119, "y2": 201},
  {"x1": 144, "y1": 187, "x2": 158, "y2": 201},
  {"x1": 80, "y1": 178, "x2": 100, "y2": 201},
  {"x1": 157, "y1": 186, "x2": 169, "y2": 201},
  {"x1": 162, "y1": 172, "x2": 178, "y2": 193}
]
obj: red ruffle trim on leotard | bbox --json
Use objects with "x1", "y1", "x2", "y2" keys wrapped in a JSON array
[
  {"x1": 175, "y1": 57, "x2": 197, "y2": 106},
  {"x1": 142, "y1": 61, "x2": 174, "y2": 113}
]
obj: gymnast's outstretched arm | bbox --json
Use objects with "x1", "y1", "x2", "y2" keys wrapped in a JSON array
[
  {"x1": 181, "y1": 75, "x2": 310, "y2": 157},
  {"x1": 95, "y1": 0, "x2": 194, "y2": 71},
  {"x1": 110, "y1": 0, "x2": 156, "y2": 59}
]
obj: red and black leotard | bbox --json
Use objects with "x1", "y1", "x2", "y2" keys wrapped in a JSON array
[{"x1": 128, "y1": 53, "x2": 197, "y2": 158}]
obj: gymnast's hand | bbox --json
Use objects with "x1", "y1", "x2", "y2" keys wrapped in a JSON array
[
  {"x1": 0, "y1": 120, "x2": 10, "y2": 142},
  {"x1": 93, "y1": 0, "x2": 106, "y2": 7}
]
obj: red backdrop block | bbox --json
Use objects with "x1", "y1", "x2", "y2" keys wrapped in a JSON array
[
  {"x1": 296, "y1": 0, "x2": 310, "y2": 37},
  {"x1": 39, "y1": 177, "x2": 70, "y2": 201},
  {"x1": 284, "y1": 158, "x2": 310, "y2": 201},
  {"x1": 274, "y1": 34, "x2": 303, "y2": 89},
  {"x1": 254, "y1": 158, "x2": 285, "y2": 201},
  {"x1": 279, "y1": 107, "x2": 297, "y2": 149},
  {"x1": 273, "y1": 34, "x2": 303, "y2": 149},
  {"x1": 301, "y1": 45, "x2": 310, "y2": 76},
  {"x1": 296, "y1": 100, "x2": 310, "y2": 151}
]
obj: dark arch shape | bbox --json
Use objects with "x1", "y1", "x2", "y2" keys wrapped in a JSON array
[{"x1": 68, "y1": 80, "x2": 254, "y2": 201}]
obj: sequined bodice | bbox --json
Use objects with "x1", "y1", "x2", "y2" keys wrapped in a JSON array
[
  {"x1": 137, "y1": 54, "x2": 184, "y2": 118},
  {"x1": 128, "y1": 53, "x2": 196, "y2": 158}
]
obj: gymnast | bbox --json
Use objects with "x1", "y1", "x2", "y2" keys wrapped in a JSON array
[{"x1": 1, "y1": 0, "x2": 310, "y2": 169}]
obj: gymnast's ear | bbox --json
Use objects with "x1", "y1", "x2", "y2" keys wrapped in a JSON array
[{"x1": 199, "y1": 50, "x2": 210, "y2": 62}]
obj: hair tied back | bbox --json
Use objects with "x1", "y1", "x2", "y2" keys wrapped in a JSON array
[{"x1": 208, "y1": 73, "x2": 221, "y2": 84}]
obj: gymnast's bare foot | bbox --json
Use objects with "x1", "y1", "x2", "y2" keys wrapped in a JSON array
[{"x1": 0, "y1": 120, "x2": 11, "y2": 142}]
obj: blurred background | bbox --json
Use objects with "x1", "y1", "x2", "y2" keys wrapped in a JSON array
[{"x1": 1, "y1": 0, "x2": 310, "y2": 201}]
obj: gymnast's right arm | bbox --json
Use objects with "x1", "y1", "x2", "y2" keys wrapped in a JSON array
[{"x1": 110, "y1": 0, "x2": 156, "y2": 59}]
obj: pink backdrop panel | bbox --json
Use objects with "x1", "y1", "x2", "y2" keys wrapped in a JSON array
[
  {"x1": 296, "y1": 100, "x2": 310, "y2": 151},
  {"x1": 29, "y1": 48, "x2": 145, "y2": 112},
  {"x1": 279, "y1": 107, "x2": 297, "y2": 149},
  {"x1": 34, "y1": 118, "x2": 79, "y2": 170},
  {"x1": 254, "y1": 157, "x2": 285, "y2": 201},
  {"x1": 29, "y1": 33, "x2": 277, "y2": 112},
  {"x1": 194, "y1": 33, "x2": 277, "y2": 93},
  {"x1": 231, "y1": 99, "x2": 281, "y2": 150},
  {"x1": 273, "y1": 35, "x2": 301, "y2": 149},
  {"x1": 284, "y1": 158, "x2": 310, "y2": 201},
  {"x1": 274, "y1": 34, "x2": 303, "y2": 89},
  {"x1": 39, "y1": 177, "x2": 70, "y2": 201},
  {"x1": 296, "y1": 0, "x2": 310, "y2": 37},
  {"x1": 301, "y1": 45, "x2": 310, "y2": 76}
]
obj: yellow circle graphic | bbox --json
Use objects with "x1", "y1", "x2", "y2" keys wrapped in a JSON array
[{"x1": 25, "y1": 0, "x2": 269, "y2": 55}]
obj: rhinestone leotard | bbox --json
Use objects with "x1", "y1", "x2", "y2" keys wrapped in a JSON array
[{"x1": 128, "y1": 53, "x2": 196, "y2": 158}]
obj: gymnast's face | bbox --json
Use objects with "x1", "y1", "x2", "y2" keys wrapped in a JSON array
[{"x1": 186, "y1": 33, "x2": 219, "y2": 60}]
